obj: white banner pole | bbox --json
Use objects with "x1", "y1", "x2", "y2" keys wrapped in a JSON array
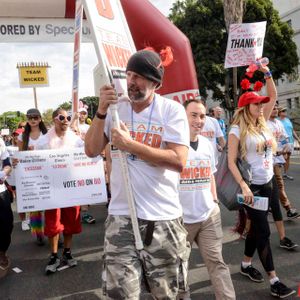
[{"x1": 82, "y1": 0, "x2": 143, "y2": 251}]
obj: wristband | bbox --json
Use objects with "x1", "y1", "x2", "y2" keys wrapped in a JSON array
[
  {"x1": 95, "y1": 111, "x2": 107, "y2": 120},
  {"x1": 264, "y1": 70, "x2": 272, "y2": 79}
]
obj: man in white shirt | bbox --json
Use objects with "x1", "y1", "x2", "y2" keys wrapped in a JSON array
[
  {"x1": 178, "y1": 99, "x2": 235, "y2": 300},
  {"x1": 267, "y1": 105, "x2": 299, "y2": 222},
  {"x1": 85, "y1": 49, "x2": 190, "y2": 299},
  {"x1": 201, "y1": 109, "x2": 225, "y2": 164}
]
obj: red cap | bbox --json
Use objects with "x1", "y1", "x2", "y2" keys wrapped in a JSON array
[
  {"x1": 13, "y1": 128, "x2": 24, "y2": 135},
  {"x1": 238, "y1": 92, "x2": 270, "y2": 108}
]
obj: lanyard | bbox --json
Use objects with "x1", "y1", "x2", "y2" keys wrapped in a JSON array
[{"x1": 131, "y1": 96, "x2": 156, "y2": 144}]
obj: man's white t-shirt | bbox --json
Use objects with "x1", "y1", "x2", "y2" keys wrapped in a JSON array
[
  {"x1": 267, "y1": 119, "x2": 288, "y2": 165},
  {"x1": 0, "y1": 138, "x2": 9, "y2": 193},
  {"x1": 179, "y1": 135, "x2": 217, "y2": 224},
  {"x1": 229, "y1": 125, "x2": 273, "y2": 185},
  {"x1": 104, "y1": 94, "x2": 190, "y2": 221},
  {"x1": 201, "y1": 116, "x2": 224, "y2": 163}
]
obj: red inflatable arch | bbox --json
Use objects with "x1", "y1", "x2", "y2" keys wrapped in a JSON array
[{"x1": 120, "y1": 0, "x2": 199, "y2": 103}]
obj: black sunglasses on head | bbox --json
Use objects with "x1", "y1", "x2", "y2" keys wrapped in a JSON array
[{"x1": 27, "y1": 115, "x2": 40, "y2": 121}]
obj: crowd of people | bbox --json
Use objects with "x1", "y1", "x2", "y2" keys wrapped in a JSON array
[{"x1": 0, "y1": 49, "x2": 299, "y2": 299}]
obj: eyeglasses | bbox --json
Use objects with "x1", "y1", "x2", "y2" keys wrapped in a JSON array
[
  {"x1": 55, "y1": 114, "x2": 72, "y2": 122},
  {"x1": 27, "y1": 115, "x2": 40, "y2": 121}
]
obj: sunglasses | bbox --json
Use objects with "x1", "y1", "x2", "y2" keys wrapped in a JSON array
[
  {"x1": 55, "y1": 114, "x2": 72, "y2": 122},
  {"x1": 27, "y1": 115, "x2": 40, "y2": 121}
]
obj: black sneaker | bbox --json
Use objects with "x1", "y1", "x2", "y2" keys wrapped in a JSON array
[
  {"x1": 287, "y1": 208, "x2": 300, "y2": 220},
  {"x1": 82, "y1": 213, "x2": 96, "y2": 224},
  {"x1": 63, "y1": 251, "x2": 77, "y2": 267},
  {"x1": 270, "y1": 281, "x2": 296, "y2": 298},
  {"x1": 240, "y1": 264, "x2": 264, "y2": 282},
  {"x1": 45, "y1": 255, "x2": 60, "y2": 275},
  {"x1": 280, "y1": 237, "x2": 298, "y2": 250}
]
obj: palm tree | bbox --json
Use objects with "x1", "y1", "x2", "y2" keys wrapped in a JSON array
[{"x1": 223, "y1": 0, "x2": 244, "y2": 111}]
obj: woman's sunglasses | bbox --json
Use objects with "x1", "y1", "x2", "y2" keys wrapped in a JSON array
[
  {"x1": 27, "y1": 115, "x2": 40, "y2": 121},
  {"x1": 55, "y1": 114, "x2": 72, "y2": 122}
]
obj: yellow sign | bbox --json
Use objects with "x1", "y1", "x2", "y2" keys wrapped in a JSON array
[{"x1": 18, "y1": 66, "x2": 49, "y2": 88}]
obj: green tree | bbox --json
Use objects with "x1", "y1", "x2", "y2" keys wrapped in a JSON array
[
  {"x1": 0, "y1": 111, "x2": 26, "y2": 133},
  {"x1": 169, "y1": 0, "x2": 299, "y2": 109},
  {"x1": 58, "y1": 101, "x2": 72, "y2": 111},
  {"x1": 42, "y1": 109, "x2": 54, "y2": 128}
]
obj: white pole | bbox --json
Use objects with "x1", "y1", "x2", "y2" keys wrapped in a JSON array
[{"x1": 82, "y1": 0, "x2": 143, "y2": 250}]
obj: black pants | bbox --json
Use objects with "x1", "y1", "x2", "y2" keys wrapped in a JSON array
[
  {"x1": 244, "y1": 179, "x2": 274, "y2": 273},
  {"x1": 269, "y1": 176, "x2": 283, "y2": 222},
  {"x1": 0, "y1": 190, "x2": 14, "y2": 252}
]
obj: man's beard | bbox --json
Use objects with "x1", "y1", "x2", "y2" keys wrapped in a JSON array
[{"x1": 127, "y1": 85, "x2": 146, "y2": 102}]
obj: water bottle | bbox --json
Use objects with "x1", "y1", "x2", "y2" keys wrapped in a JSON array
[
  {"x1": 255, "y1": 57, "x2": 269, "y2": 68},
  {"x1": 247, "y1": 57, "x2": 269, "y2": 73}
]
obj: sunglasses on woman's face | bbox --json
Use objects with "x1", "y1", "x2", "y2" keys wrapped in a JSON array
[
  {"x1": 55, "y1": 114, "x2": 72, "y2": 122},
  {"x1": 27, "y1": 115, "x2": 40, "y2": 121}
]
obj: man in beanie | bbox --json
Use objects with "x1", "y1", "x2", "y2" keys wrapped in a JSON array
[{"x1": 85, "y1": 49, "x2": 190, "y2": 299}]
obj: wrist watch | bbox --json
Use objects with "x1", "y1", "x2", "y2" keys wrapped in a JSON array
[{"x1": 95, "y1": 111, "x2": 107, "y2": 120}]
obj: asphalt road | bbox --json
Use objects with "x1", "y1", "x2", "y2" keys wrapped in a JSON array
[{"x1": 1, "y1": 155, "x2": 299, "y2": 300}]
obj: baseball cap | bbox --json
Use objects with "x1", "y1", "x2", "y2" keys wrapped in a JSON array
[
  {"x1": 26, "y1": 108, "x2": 41, "y2": 116},
  {"x1": 278, "y1": 107, "x2": 287, "y2": 113},
  {"x1": 238, "y1": 92, "x2": 270, "y2": 108},
  {"x1": 13, "y1": 128, "x2": 24, "y2": 135}
]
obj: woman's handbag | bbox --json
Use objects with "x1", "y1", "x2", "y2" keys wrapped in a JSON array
[{"x1": 215, "y1": 147, "x2": 252, "y2": 211}]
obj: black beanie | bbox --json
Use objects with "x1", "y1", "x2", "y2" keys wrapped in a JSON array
[{"x1": 126, "y1": 50, "x2": 164, "y2": 84}]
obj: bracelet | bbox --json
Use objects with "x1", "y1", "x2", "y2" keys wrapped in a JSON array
[
  {"x1": 264, "y1": 70, "x2": 272, "y2": 79},
  {"x1": 95, "y1": 111, "x2": 107, "y2": 120}
]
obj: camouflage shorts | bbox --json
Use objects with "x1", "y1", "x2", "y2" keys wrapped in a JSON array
[{"x1": 102, "y1": 215, "x2": 191, "y2": 300}]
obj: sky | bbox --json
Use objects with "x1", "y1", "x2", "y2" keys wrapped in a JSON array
[{"x1": 0, "y1": 0, "x2": 176, "y2": 115}]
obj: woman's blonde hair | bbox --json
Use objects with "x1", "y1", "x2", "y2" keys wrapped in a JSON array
[{"x1": 231, "y1": 105, "x2": 277, "y2": 160}]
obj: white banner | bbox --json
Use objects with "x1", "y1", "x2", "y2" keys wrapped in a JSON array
[
  {"x1": 15, "y1": 148, "x2": 107, "y2": 212},
  {"x1": 225, "y1": 21, "x2": 267, "y2": 68},
  {"x1": 83, "y1": 0, "x2": 136, "y2": 96},
  {"x1": 0, "y1": 18, "x2": 92, "y2": 43}
]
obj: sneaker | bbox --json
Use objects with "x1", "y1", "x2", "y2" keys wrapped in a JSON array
[
  {"x1": 240, "y1": 264, "x2": 264, "y2": 282},
  {"x1": 82, "y1": 213, "x2": 96, "y2": 224},
  {"x1": 0, "y1": 252, "x2": 10, "y2": 279},
  {"x1": 21, "y1": 220, "x2": 30, "y2": 231},
  {"x1": 270, "y1": 281, "x2": 296, "y2": 298},
  {"x1": 287, "y1": 208, "x2": 300, "y2": 220},
  {"x1": 45, "y1": 255, "x2": 60, "y2": 275},
  {"x1": 63, "y1": 251, "x2": 77, "y2": 267},
  {"x1": 283, "y1": 174, "x2": 293, "y2": 180},
  {"x1": 280, "y1": 237, "x2": 298, "y2": 250}
]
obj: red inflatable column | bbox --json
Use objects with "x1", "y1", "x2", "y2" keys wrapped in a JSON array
[{"x1": 120, "y1": 0, "x2": 199, "y2": 104}]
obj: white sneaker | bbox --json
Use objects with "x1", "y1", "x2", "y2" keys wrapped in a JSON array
[{"x1": 21, "y1": 220, "x2": 30, "y2": 231}]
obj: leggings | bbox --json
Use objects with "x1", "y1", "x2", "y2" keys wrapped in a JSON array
[
  {"x1": 244, "y1": 179, "x2": 274, "y2": 273},
  {"x1": 269, "y1": 176, "x2": 283, "y2": 222}
]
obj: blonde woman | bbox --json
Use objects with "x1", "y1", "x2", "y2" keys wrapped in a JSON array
[{"x1": 228, "y1": 65, "x2": 295, "y2": 299}]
